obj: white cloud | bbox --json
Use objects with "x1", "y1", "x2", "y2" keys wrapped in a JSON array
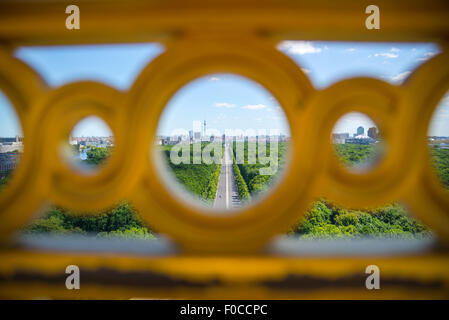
[
  {"x1": 214, "y1": 102, "x2": 236, "y2": 108},
  {"x1": 375, "y1": 52, "x2": 398, "y2": 59},
  {"x1": 345, "y1": 48, "x2": 356, "y2": 52},
  {"x1": 277, "y1": 41, "x2": 322, "y2": 55},
  {"x1": 209, "y1": 77, "x2": 220, "y2": 81},
  {"x1": 374, "y1": 47, "x2": 401, "y2": 59},
  {"x1": 417, "y1": 51, "x2": 438, "y2": 61},
  {"x1": 242, "y1": 104, "x2": 266, "y2": 110},
  {"x1": 268, "y1": 106, "x2": 283, "y2": 113},
  {"x1": 389, "y1": 71, "x2": 411, "y2": 84}
]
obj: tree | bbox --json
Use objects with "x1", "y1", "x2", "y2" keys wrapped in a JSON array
[{"x1": 86, "y1": 146, "x2": 110, "y2": 166}]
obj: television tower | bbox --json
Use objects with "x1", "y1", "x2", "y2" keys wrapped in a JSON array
[{"x1": 203, "y1": 120, "x2": 206, "y2": 137}]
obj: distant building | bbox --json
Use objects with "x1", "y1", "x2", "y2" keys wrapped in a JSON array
[
  {"x1": 203, "y1": 120, "x2": 207, "y2": 137},
  {"x1": 428, "y1": 136, "x2": 449, "y2": 142},
  {"x1": 194, "y1": 131, "x2": 201, "y2": 141},
  {"x1": 357, "y1": 126, "x2": 364, "y2": 136},
  {"x1": 332, "y1": 133, "x2": 349, "y2": 144},
  {"x1": 368, "y1": 127, "x2": 378, "y2": 139},
  {"x1": 69, "y1": 135, "x2": 78, "y2": 145},
  {"x1": 0, "y1": 136, "x2": 23, "y2": 144},
  {"x1": 169, "y1": 135, "x2": 182, "y2": 144},
  {"x1": 0, "y1": 152, "x2": 21, "y2": 176},
  {"x1": 156, "y1": 136, "x2": 166, "y2": 145},
  {"x1": 0, "y1": 138, "x2": 15, "y2": 144},
  {"x1": 279, "y1": 134, "x2": 286, "y2": 142},
  {"x1": 345, "y1": 137, "x2": 375, "y2": 145},
  {"x1": 0, "y1": 136, "x2": 24, "y2": 153}
]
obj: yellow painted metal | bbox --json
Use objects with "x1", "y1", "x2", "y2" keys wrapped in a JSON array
[
  {"x1": 0, "y1": 0, "x2": 448, "y2": 299},
  {"x1": 1, "y1": 1, "x2": 449, "y2": 44},
  {"x1": 1, "y1": 243, "x2": 449, "y2": 299}
]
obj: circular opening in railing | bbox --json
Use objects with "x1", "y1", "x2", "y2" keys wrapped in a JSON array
[
  {"x1": 428, "y1": 92, "x2": 449, "y2": 193},
  {"x1": 0, "y1": 90, "x2": 23, "y2": 192},
  {"x1": 332, "y1": 112, "x2": 385, "y2": 173},
  {"x1": 154, "y1": 73, "x2": 291, "y2": 213},
  {"x1": 60, "y1": 116, "x2": 114, "y2": 174}
]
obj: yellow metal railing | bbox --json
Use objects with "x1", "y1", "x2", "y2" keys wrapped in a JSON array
[{"x1": 0, "y1": 0, "x2": 449, "y2": 299}]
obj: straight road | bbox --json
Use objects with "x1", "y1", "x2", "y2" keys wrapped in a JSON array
[{"x1": 214, "y1": 143, "x2": 241, "y2": 210}]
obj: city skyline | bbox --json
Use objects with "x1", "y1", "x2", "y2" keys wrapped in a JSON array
[
  {"x1": 71, "y1": 116, "x2": 112, "y2": 138},
  {"x1": 0, "y1": 41, "x2": 448, "y2": 137},
  {"x1": 332, "y1": 112, "x2": 377, "y2": 136}
]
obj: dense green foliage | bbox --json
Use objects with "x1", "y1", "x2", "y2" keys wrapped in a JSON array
[
  {"x1": 430, "y1": 146, "x2": 449, "y2": 189},
  {"x1": 232, "y1": 155, "x2": 251, "y2": 201},
  {"x1": 0, "y1": 170, "x2": 11, "y2": 190},
  {"x1": 289, "y1": 200, "x2": 430, "y2": 239},
  {"x1": 230, "y1": 142, "x2": 434, "y2": 239},
  {"x1": 232, "y1": 141, "x2": 288, "y2": 195},
  {"x1": 25, "y1": 202, "x2": 155, "y2": 239},
  {"x1": 23, "y1": 147, "x2": 155, "y2": 239},
  {"x1": 333, "y1": 144, "x2": 377, "y2": 167},
  {"x1": 23, "y1": 142, "x2": 222, "y2": 238},
  {"x1": 85, "y1": 146, "x2": 111, "y2": 166},
  {"x1": 160, "y1": 143, "x2": 221, "y2": 202},
  {"x1": 18, "y1": 141, "x2": 449, "y2": 240},
  {"x1": 336, "y1": 144, "x2": 449, "y2": 190},
  {"x1": 289, "y1": 144, "x2": 436, "y2": 239},
  {"x1": 207, "y1": 164, "x2": 221, "y2": 200}
]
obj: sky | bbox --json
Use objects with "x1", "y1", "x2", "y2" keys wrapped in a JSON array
[
  {"x1": 333, "y1": 112, "x2": 376, "y2": 137},
  {"x1": 71, "y1": 115, "x2": 112, "y2": 137},
  {"x1": 158, "y1": 74, "x2": 289, "y2": 136},
  {"x1": 0, "y1": 41, "x2": 447, "y2": 138}
]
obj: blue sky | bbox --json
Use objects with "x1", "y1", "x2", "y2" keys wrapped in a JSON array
[
  {"x1": 158, "y1": 74, "x2": 289, "y2": 136},
  {"x1": 0, "y1": 41, "x2": 447, "y2": 138}
]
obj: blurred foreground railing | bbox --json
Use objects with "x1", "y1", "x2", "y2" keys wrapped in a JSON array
[{"x1": 0, "y1": 0, "x2": 449, "y2": 299}]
